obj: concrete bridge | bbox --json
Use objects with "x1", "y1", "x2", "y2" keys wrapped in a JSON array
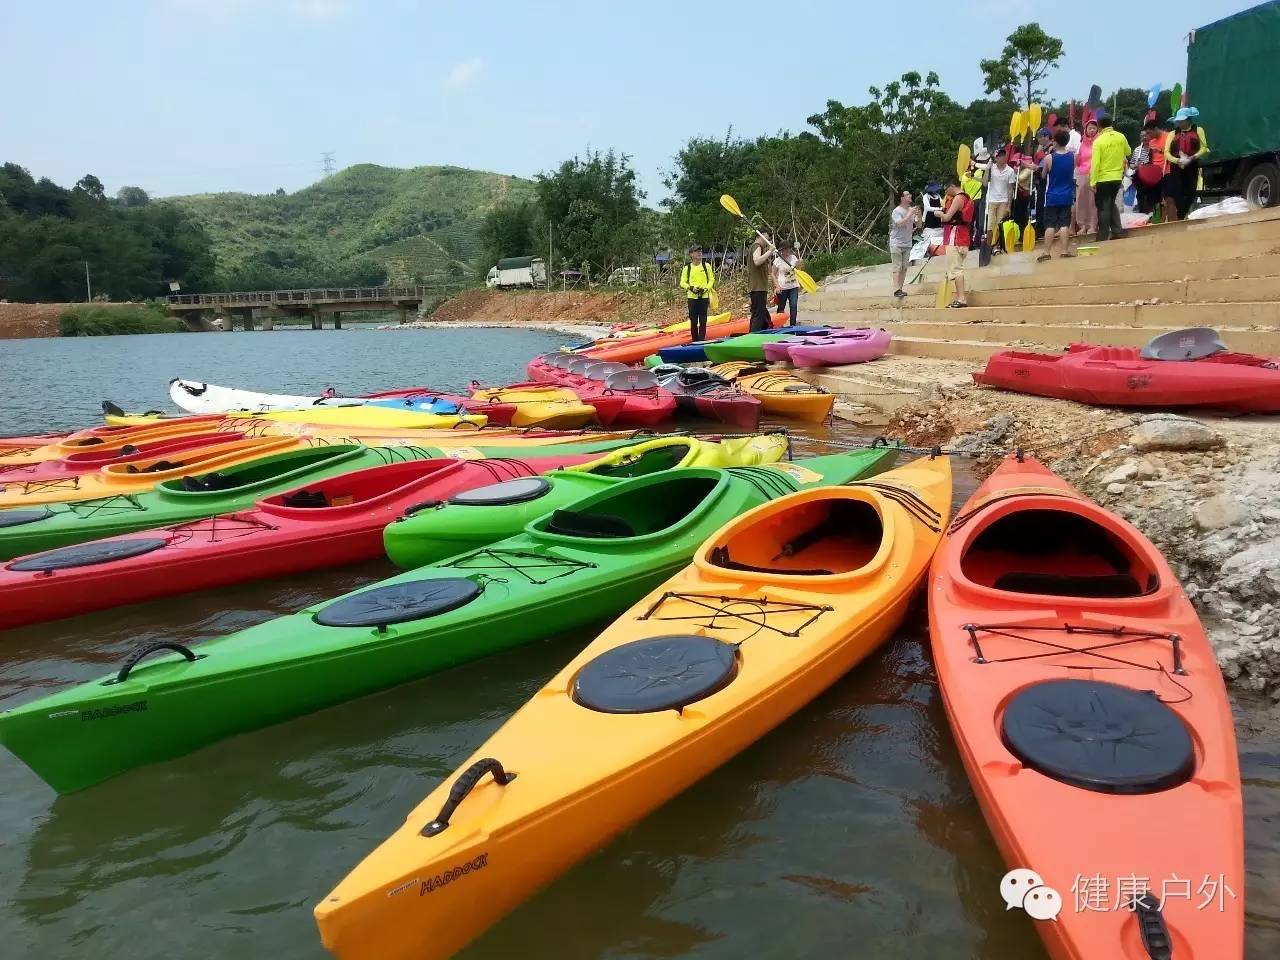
[{"x1": 165, "y1": 284, "x2": 439, "y2": 330}]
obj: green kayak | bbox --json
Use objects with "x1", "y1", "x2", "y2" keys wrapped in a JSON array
[
  {"x1": 0, "y1": 436, "x2": 647, "y2": 561},
  {"x1": 382, "y1": 434, "x2": 790, "y2": 569},
  {"x1": 0, "y1": 448, "x2": 894, "y2": 793},
  {"x1": 702, "y1": 330, "x2": 821, "y2": 364}
]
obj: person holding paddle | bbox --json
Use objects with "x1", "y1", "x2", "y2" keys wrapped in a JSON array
[
  {"x1": 747, "y1": 231, "x2": 776, "y2": 331},
  {"x1": 679, "y1": 245, "x2": 716, "y2": 341},
  {"x1": 938, "y1": 184, "x2": 974, "y2": 308},
  {"x1": 772, "y1": 240, "x2": 804, "y2": 325}
]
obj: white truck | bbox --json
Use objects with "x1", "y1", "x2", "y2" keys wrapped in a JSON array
[{"x1": 494, "y1": 256, "x2": 547, "y2": 289}]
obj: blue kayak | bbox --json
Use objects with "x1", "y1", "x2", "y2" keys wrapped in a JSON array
[
  {"x1": 365, "y1": 395, "x2": 465, "y2": 414},
  {"x1": 658, "y1": 326, "x2": 832, "y2": 364}
]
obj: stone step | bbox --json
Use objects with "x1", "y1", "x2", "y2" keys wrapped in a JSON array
[
  {"x1": 886, "y1": 335, "x2": 1012, "y2": 361},
  {"x1": 814, "y1": 300, "x2": 1280, "y2": 329}
]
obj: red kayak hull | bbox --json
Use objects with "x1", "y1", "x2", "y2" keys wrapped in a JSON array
[
  {"x1": 521, "y1": 365, "x2": 676, "y2": 427},
  {"x1": 929, "y1": 456, "x2": 1243, "y2": 960},
  {"x1": 0, "y1": 453, "x2": 598, "y2": 629},
  {"x1": 0, "y1": 432, "x2": 246, "y2": 482},
  {"x1": 974, "y1": 344, "x2": 1280, "y2": 412}
]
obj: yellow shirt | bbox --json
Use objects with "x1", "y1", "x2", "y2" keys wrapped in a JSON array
[
  {"x1": 1090, "y1": 128, "x2": 1132, "y2": 186},
  {"x1": 679, "y1": 261, "x2": 716, "y2": 299}
]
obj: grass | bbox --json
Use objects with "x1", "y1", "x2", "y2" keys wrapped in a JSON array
[
  {"x1": 805, "y1": 245, "x2": 889, "y2": 282},
  {"x1": 59, "y1": 304, "x2": 188, "y2": 337}
]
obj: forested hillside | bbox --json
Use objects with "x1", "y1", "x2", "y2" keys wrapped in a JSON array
[{"x1": 171, "y1": 164, "x2": 536, "y2": 290}]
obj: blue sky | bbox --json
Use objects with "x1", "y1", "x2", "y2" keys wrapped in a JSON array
[{"x1": 0, "y1": 0, "x2": 1257, "y2": 201}]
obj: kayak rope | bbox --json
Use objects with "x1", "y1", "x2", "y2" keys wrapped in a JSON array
[
  {"x1": 367, "y1": 446, "x2": 437, "y2": 464},
  {"x1": 447, "y1": 548, "x2": 596, "y2": 585},
  {"x1": 636, "y1": 591, "x2": 831, "y2": 640},
  {"x1": 962, "y1": 622, "x2": 1194, "y2": 697},
  {"x1": 0, "y1": 474, "x2": 82, "y2": 497},
  {"x1": 469, "y1": 458, "x2": 539, "y2": 483},
  {"x1": 0, "y1": 446, "x2": 39, "y2": 459},
  {"x1": 61, "y1": 493, "x2": 147, "y2": 518},
  {"x1": 948, "y1": 487, "x2": 1077, "y2": 532},
  {"x1": 847, "y1": 480, "x2": 942, "y2": 532},
  {"x1": 166, "y1": 513, "x2": 278, "y2": 544},
  {"x1": 727, "y1": 466, "x2": 801, "y2": 500},
  {"x1": 0, "y1": 462, "x2": 40, "y2": 476}
]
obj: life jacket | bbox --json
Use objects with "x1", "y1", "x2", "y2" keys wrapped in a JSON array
[
  {"x1": 942, "y1": 195, "x2": 974, "y2": 247},
  {"x1": 1135, "y1": 141, "x2": 1166, "y2": 187},
  {"x1": 1173, "y1": 128, "x2": 1202, "y2": 160}
]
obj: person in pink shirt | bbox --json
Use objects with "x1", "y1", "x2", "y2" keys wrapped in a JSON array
[{"x1": 1073, "y1": 119, "x2": 1099, "y2": 235}]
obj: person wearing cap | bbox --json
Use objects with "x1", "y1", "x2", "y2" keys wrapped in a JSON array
[
  {"x1": 1130, "y1": 121, "x2": 1170, "y2": 218},
  {"x1": 772, "y1": 239, "x2": 805, "y2": 324},
  {"x1": 1164, "y1": 107, "x2": 1210, "y2": 220},
  {"x1": 1073, "y1": 118, "x2": 1100, "y2": 236},
  {"x1": 1090, "y1": 112, "x2": 1131, "y2": 242},
  {"x1": 747, "y1": 231, "x2": 775, "y2": 331},
  {"x1": 679, "y1": 245, "x2": 715, "y2": 341}
]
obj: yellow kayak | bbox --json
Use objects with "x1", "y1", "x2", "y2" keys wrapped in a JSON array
[
  {"x1": 0, "y1": 418, "x2": 232, "y2": 468},
  {"x1": 564, "y1": 432, "x2": 788, "y2": 473},
  {"x1": 224, "y1": 407, "x2": 487, "y2": 430},
  {"x1": 710, "y1": 361, "x2": 835, "y2": 422},
  {"x1": 313, "y1": 456, "x2": 951, "y2": 960},
  {"x1": 469, "y1": 387, "x2": 598, "y2": 430},
  {"x1": 0, "y1": 436, "x2": 305, "y2": 507}
]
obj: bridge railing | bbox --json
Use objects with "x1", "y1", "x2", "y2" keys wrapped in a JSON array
[{"x1": 167, "y1": 285, "x2": 437, "y2": 307}]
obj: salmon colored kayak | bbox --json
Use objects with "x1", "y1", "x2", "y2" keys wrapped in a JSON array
[
  {"x1": 929, "y1": 455, "x2": 1243, "y2": 960},
  {"x1": 578, "y1": 314, "x2": 785, "y2": 365},
  {"x1": 314, "y1": 455, "x2": 951, "y2": 960},
  {"x1": 0, "y1": 431, "x2": 246, "y2": 482},
  {"x1": 0, "y1": 417, "x2": 228, "y2": 467}
]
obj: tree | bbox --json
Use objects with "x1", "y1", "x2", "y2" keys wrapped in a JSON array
[
  {"x1": 74, "y1": 174, "x2": 106, "y2": 202},
  {"x1": 116, "y1": 186, "x2": 151, "y2": 207},
  {"x1": 662, "y1": 134, "x2": 758, "y2": 246},
  {"x1": 980, "y1": 23, "x2": 1065, "y2": 107},
  {"x1": 534, "y1": 149, "x2": 645, "y2": 270},
  {"x1": 478, "y1": 199, "x2": 537, "y2": 269}
]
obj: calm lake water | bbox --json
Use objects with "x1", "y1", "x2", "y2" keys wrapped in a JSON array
[{"x1": 0, "y1": 328, "x2": 1276, "y2": 960}]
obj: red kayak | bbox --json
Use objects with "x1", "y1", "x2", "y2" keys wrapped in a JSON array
[
  {"x1": 0, "y1": 452, "x2": 598, "y2": 630},
  {"x1": 974, "y1": 343, "x2": 1280, "y2": 412},
  {"x1": 930, "y1": 455, "x2": 1243, "y2": 960},
  {"x1": 524, "y1": 358, "x2": 676, "y2": 427},
  {"x1": 652, "y1": 366, "x2": 762, "y2": 430},
  {"x1": 0, "y1": 431, "x2": 246, "y2": 482},
  {"x1": 364, "y1": 384, "x2": 627, "y2": 427}
]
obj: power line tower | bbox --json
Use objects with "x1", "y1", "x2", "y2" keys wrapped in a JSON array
[{"x1": 321, "y1": 152, "x2": 336, "y2": 176}]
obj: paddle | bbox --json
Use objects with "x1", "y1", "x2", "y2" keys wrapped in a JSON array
[
  {"x1": 719, "y1": 194, "x2": 818, "y2": 295},
  {"x1": 1028, "y1": 104, "x2": 1043, "y2": 136},
  {"x1": 956, "y1": 144, "x2": 971, "y2": 180},
  {"x1": 1008, "y1": 112, "x2": 1020, "y2": 141},
  {"x1": 1022, "y1": 226, "x2": 1036, "y2": 253}
]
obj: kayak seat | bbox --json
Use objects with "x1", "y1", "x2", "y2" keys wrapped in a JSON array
[
  {"x1": 573, "y1": 635, "x2": 739, "y2": 714},
  {"x1": 992, "y1": 571, "x2": 1142, "y2": 598},
  {"x1": 449, "y1": 477, "x2": 550, "y2": 506},
  {"x1": 314, "y1": 578, "x2": 482, "y2": 628},
  {"x1": 126, "y1": 460, "x2": 181, "y2": 475},
  {"x1": 0, "y1": 507, "x2": 54, "y2": 529},
  {"x1": 1001, "y1": 679, "x2": 1195, "y2": 794},
  {"x1": 590, "y1": 447, "x2": 685, "y2": 478},
  {"x1": 282, "y1": 489, "x2": 330, "y2": 508},
  {"x1": 9, "y1": 537, "x2": 169, "y2": 573},
  {"x1": 180, "y1": 472, "x2": 236, "y2": 492},
  {"x1": 709, "y1": 547, "x2": 833, "y2": 577},
  {"x1": 545, "y1": 509, "x2": 635, "y2": 538}
]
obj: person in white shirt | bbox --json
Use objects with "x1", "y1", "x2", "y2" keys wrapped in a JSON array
[
  {"x1": 889, "y1": 190, "x2": 920, "y2": 298},
  {"x1": 772, "y1": 240, "x2": 804, "y2": 325},
  {"x1": 985, "y1": 148, "x2": 1018, "y2": 251}
]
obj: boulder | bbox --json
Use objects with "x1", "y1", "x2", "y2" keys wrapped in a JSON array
[
  {"x1": 1129, "y1": 415, "x2": 1223, "y2": 452},
  {"x1": 1196, "y1": 495, "x2": 1246, "y2": 531}
]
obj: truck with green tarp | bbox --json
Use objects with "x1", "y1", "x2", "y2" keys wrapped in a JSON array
[{"x1": 1188, "y1": 0, "x2": 1280, "y2": 206}]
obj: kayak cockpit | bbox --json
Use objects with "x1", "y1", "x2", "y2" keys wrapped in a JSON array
[
  {"x1": 260, "y1": 459, "x2": 459, "y2": 512},
  {"x1": 159, "y1": 445, "x2": 362, "y2": 495},
  {"x1": 586, "y1": 443, "x2": 691, "y2": 478},
  {"x1": 962, "y1": 508, "x2": 1158, "y2": 598},
  {"x1": 535, "y1": 475, "x2": 720, "y2": 540},
  {"x1": 708, "y1": 497, "x2": 883, "y2": 576}
]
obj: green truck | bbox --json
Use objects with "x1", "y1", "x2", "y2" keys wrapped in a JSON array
[{"x1": 1188, "y1": 1, "x2": 1280, "y2": 206}]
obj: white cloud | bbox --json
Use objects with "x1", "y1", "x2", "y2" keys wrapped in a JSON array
[{"x1": 444, "y1": 57, "x2": 484, "y2": 90}]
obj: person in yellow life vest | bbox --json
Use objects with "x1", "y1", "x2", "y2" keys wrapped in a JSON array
[
  {"x1": 1089, "y1": 111, "x2": 1131, "y2": 242},
  {"x1": 1164, "y1": 106, "x2": 1210, "y2": 221},
  {"x1": 679, "y1": 245, "x2": 716, "y2": 341}
]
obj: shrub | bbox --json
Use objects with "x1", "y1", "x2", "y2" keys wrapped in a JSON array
[
  {"x1": 58, "y1": 304, "x2": 188, "y2": 337},
  {"x1": 804, "y1": 245, "x2": 890, "y2": 282}
]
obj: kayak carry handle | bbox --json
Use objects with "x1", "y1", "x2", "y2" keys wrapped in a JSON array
[
  {"x1": 420, "y1": 758, "x2": 516, "y2": 837},
  {"x1": 109, "y1": 641, "x2": 203, "y2": 685},
  {"x1": 400, "y1": 499, "x2": 442, "y2": 519}
]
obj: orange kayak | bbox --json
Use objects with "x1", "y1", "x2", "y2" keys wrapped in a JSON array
[
  {"x1": 928, "y1": 455, "x2": 1243, "y2": 960},
  {"x1": 314, "y1": 456, "x2": 951, "y2": 960},
  {"x1": 583, "y1": 314, "x2": 785, "y2": 364},
  {"x1": 709, "y1": 362, "x2": 835, "y2": 422},
  {"x1": 0, "y1": 417, "x2": 227, "y2": 467}
]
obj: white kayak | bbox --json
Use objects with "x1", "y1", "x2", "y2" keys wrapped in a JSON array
[{"x1": 168, "y1": 378, "x2": 366, "y2": 415}]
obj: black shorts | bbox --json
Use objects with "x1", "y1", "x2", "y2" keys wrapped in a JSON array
[{"x1": 1042, "y1": 205, "x2": 1071, "y2": 230}]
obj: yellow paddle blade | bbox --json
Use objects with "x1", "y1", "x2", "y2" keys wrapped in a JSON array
[
  {"x1": 719, "y1": 194, "x2": 743, "y2": 218},
  {"x1": 710, "y1": 288, "x2": 720, "y2": 311},
  {"x1": 1009, "y1": 112, "x2": 1020, "y2": 140},
  {"x1": 795, "y1": 268, "x2": 818, "y2": 295},
  {"x1": 1022, "y1": 227, "x2": 1036, "y2": 253},
  {"x1": 955, "y1": 145, "x2": 971, "y2": 180},
  {"x1": 1029, "y1": 103, "x2": 1043, "y2": 133},
  {"x1": 1002, "y1": 220, "x2": 1020, "y2": 250},
  {"x1": 935, "y1": 278, "x2": 953, "y2": 309}
]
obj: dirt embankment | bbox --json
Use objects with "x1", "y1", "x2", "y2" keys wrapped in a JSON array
[
  {"x1": 427, "y1": 281, "x2": 751, "y2": 331},
  {"x1": 888, "y1": 384, "x2": 1280, "y2": 701},
  {"x1": 0, "y1": 302, "x2": 151, "y2": 339}
]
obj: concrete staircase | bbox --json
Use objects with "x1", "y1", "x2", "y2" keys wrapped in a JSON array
[{"x1": 809, "y1": 206, "x2": 1280, "y2": 363}]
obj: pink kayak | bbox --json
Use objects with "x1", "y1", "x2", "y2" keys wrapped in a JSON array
[{"x1": 765, "y1": 328, "x2": 892, "y2": 368}]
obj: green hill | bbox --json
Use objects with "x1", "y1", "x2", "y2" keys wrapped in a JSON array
[{"x1": 169, "y1": 164, "x2": 535, "y2": 290}]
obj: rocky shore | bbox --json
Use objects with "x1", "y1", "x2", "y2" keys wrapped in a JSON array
[{"x1": 889, "y1": 383, "x2": 1280, "y2": 700}]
